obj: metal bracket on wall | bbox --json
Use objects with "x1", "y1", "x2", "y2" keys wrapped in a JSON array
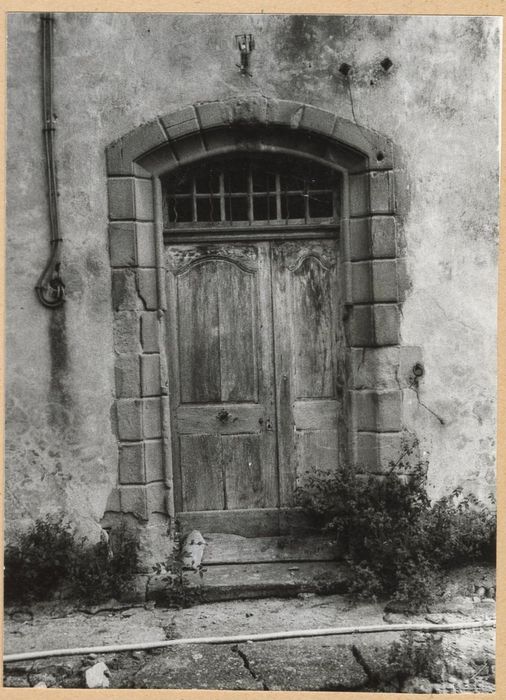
[{"x1": 35, "y1": 12, "x2": 65, "y2": 308}]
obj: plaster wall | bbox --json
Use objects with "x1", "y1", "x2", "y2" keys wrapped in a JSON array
[{"x1": 6, "y1": 13, "x2": 500, "y2": 541}]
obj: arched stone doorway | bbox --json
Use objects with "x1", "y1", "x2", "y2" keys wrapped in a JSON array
[{"x1": 104, "y1": 97, "x2": 411, "y2": 566}]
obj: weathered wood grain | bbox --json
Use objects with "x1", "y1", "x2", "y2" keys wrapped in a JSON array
[
  {"x1": 179, "y1": 435, "x2": 224, "y2": 511},
  {"x1": 177, "y1": 508, "x2": 321, "y2": 537},
  {"x1": 201, "y1": 534, "x2": 338, "y2": 564},
  {"x1": 176, "y1": 404, "x2": 264, "y2": 435},
  {"x1": 293, "y1": 399, "x2": 338, "y2": 430}
]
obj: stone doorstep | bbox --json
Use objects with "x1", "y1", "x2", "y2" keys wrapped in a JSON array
[{"x1": 147, "y1": 561, "x2": 350, "y2": 604}]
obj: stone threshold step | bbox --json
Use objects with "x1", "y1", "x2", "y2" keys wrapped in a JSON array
[{"x1": 147, "y1": 561, "x2": 349, "y2": 604}]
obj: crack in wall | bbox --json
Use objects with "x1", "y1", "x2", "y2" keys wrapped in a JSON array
[{"x1": 231, "y1": 644, "x2": 269, "y2": 690}]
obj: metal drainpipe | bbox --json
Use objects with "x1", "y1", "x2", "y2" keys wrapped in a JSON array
[{"x1": 35, "y1": 12, "x2": 65, "y2": 308}]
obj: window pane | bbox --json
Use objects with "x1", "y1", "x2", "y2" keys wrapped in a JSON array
[
  {"x1": 171, "y1": 173, "x2": 193, "y2": 195},
  {"x1": 253, "y1": 195, "x2": 277, "y2": 221},
  {"x1": 195, "y1": 172, "x2": 220, "y2": 194},
  {"x1": 167, "y1": 196, "x2": 193, "y2": 223},
  {"x1": 252, "y1": 169, "x2": 276, "y2": 192},
  {"x1": 309, "y1": 191, "x2": 334, "y2": 218},
  {"x1": 225, "y1": 169, "x2": 249, "y2": 194},
  {"x1": 281, "y1": 172, "x2": 304, "y2": 191},
  {"x1": 281, "y1": 194, "x2": 306, "y2": 220},
  {"x1": 196, "y1": 197, "x2": 221, "y2": 222},
  {"x1": 225, "y1": 196, "x2": 249, "y2": 222}
]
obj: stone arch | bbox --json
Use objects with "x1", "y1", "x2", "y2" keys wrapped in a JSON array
[{"x1": 104, "y1": 97, "x2": 417, "y2": 549}]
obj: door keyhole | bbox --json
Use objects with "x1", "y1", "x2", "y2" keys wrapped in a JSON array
[{"x1": 217, "y1": 409, "x2": 230, "y2": 423}]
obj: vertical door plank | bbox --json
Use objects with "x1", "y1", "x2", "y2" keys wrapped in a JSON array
[
  {"x1": 222, "y1": 434, "x2": 265, "y2": 509},
  {"x1": 180, "y1": 435, "x2": 224, "y2": 511},
  {"x1": 217, "y1": 260, "x2": 257, "y2": 402},
  {"x1": 178, "y1": 262, "x2": 221, "y2": 403}
]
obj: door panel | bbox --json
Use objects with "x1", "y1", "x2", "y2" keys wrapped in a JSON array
[
  {"x1": 166, "y1": 243, "x2": 277, "y2": 514},
  {"x1": 272, "y1": 240, "x2": 340, "y2": 506}
]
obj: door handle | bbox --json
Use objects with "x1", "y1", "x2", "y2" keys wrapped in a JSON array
[{"x1": 265, "y1": 417, "x2": 273, "y2": 432}]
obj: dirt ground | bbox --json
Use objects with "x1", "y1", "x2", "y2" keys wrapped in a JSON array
[{"x1": 3, "y1": 565, "x2": 495, "y2": 692}]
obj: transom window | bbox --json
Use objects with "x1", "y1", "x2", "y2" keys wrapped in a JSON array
[{"x1": 162, "y1": 154, "x2": 341, "y2": 230}]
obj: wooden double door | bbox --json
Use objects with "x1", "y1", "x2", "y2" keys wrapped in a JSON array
[{"x1": 165, "y1": 238, "x2": 342, "y2": 534}]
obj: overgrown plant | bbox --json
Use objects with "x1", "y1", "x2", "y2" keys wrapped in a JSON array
[
  {"x1": 380, "y1": 632, "x2": 446, "y2": 689},
  {"x1": 4, "y1": 516, "x2": 138, "y2": 605},
  {"x1": 295, "y1": 446, "x2": 496, "y2": 605},
  {"x1": 152, "y1": 525, "x2": 203, "y2": 608}
]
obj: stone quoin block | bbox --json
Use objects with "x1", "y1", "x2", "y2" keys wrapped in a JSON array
[
  {"x1": 136, "y1": 222, "x2": 157, "y2": 267},
  {"x1": 300, "y1": 105, "x2": 336, "y2": 136},
  {"x1": 353, "y1": 390, "x2": 403, "y2": 432},
  {"x1": 147, "y1": 482, "x2": 167, "y2": 515},
  {"x1": 348, "y1": 217, "x2": 397, "y2": 261},
  {"x1": 134, "y1": 179, "x2": 154, "y2": 221},
  {"x1": 145, "y1": 440, "x2": 164, "y2": 482},
  {"x1": 371, "y1": 217, "x2": 397, "y2": 258},
  {"x1": 112, "y1": 269, "x2": 139, "y2": 311},
  {"x1": 141, "y1": 354, "x2": 161, "y2": 397},
  {"x1": 369, "y1": 170, "x2": 395, "y2": 214},
  {"x1": 109, "y1": 222, "x2": 136, "y2": 267},
  {"x1": 108, "y1": 178, "x2": 136, "y2": 220},
  {"x1": 348, "y1": 347, "x2": 401, "y2": 390},
  {"x1": 355, "y1": 432, "x2": 403, "y2": 472},
  {"x1": 372, "y1": 260, "x2": 398, "y2": 302},
  {"x1": 349, "y1": 173, "x2": 370, "y2": 217},
  {"x1": 141, "y1": 312, "x2": 160, "y2": 353},
  {"x1": 106, "y1": 119, "x2": 168, "y2": 176},
  {"x1": 143, "y1": 398, "x2": 162, "y2": 439},
  {"x1": 346, "y1": 305, "x2": 374, "y2": 346},
  {"x1": 373, "y1": 304, "x2": 401, "y2": 345},
  {"x1": 115, "y1": 354, "x2": 140, "y2": 399},
  {"x1": 116, "y1": 399, "x2": 143, "y2": 441},
  {"x1": 161, "y1": 106, "x2": 200, "y2": 140},
  {"x1": 113, "y1": 311, "x2": 140, "y2": 354},
  {"x1": 137, "y1": 268, "x2": 158, "y2": 310},
  {"x1": 120, "y1": 486, "x2": 149, "y2": 520},
  {"x1": 119, "y1": 442, "x2": 145, "y2": 484}
]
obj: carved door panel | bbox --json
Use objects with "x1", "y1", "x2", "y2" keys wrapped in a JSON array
[
  {"x1": 271, "y1": 240, "x2": 341, "y2": 506},
  {"x1": 165, "y1": 243, "x2": 278, "y2": 515}
]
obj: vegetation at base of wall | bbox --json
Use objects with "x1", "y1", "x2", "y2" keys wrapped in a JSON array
[
  {"x1": 4, "y1": 515, "x2": 138, "y2": 605},
  {"x1": 295, "y1": 448, "x2": 496, "y2": 606},
  {"x1": 372, "y1": 632, "x2": 446, "y2": 691},
  {"x1": 152, "y1": 528, "x2": 203, "y2": 608}
]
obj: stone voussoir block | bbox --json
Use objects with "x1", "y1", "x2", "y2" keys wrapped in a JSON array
[
  {"x1": 195, "y1": 101, "x2": 232, "y2": 130},
  {"x1": 119, "y1": 442, "x2": 145, "y2": 484},
  {"x1": 228, "y1": 96, "x2": 268, "y2": 124},
  {"x1": 300, "y1": 104, "x2": 336, "y2": 136},
  {"x1": 145, "y1": 440, "x2": 165, "y2": 482},
  {"x1": 120, "y1": 486, "x2": 149, "y2": 520},
  {"x1": 266, "y1": 98, "x2": 304, "y2": 128},
  {"x1": 116, "y1": 399, "x2": 143, "y2": 441},
  {"x1": 109, "y1": 222, "x2": 136, "y2": 267},
  {"x1": 106, "y1": 119, "x2": 168, "y2": 176},
  {"x1": 161, "y1": 105, "x2": 200, "y2": 140},
  {"x1": 141, "y1": 354, "x2": 161, "y2": 397},
  {"x1": 333, "y1": 116, "x2": 394, "y2": 170},
  {"x1": 170, "y1": 132, "x2": 207, "y2": 164},
  {"x1": 353, "y1": 390, "x2": 403, "y2": 432}
]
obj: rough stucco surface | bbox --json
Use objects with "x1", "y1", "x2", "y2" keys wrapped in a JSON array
[{"x1": 6, "y1": 13, "x2": 500, "y2": 541}]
